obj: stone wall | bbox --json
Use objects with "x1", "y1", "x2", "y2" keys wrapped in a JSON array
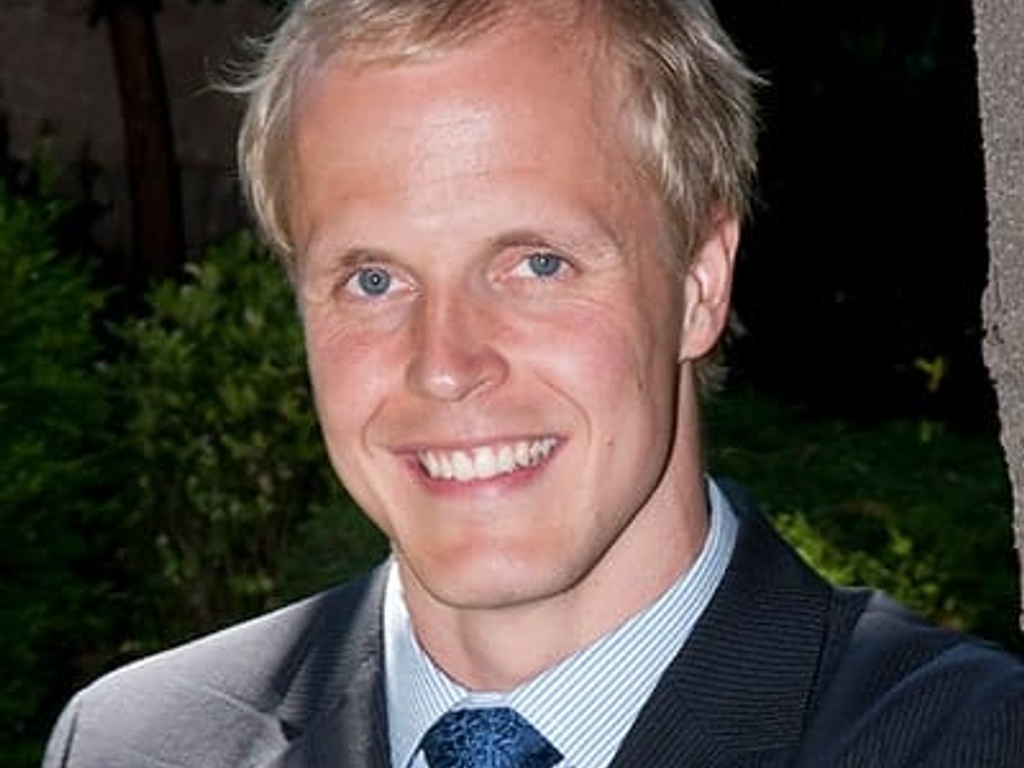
[
  {"x1": 974, "y1": 0, "x2": 1024, "y2": 624},
  {"x1": 0, "y1": 0, "x2": 276, "y2": 254}
]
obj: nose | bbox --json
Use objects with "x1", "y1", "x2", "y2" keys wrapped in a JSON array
[{"x1": 405, "y1": 291, "x2": 510, "y2": 401}]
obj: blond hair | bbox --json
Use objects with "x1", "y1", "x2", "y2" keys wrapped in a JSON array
[{"x1": 235, "y1": 0, "x2": 758, "y2": 274}]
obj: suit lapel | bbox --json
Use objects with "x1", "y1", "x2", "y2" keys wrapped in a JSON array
[
  {"x1": 264, "y1": 567, "x2": 392, "y2": 768},
  {"x1": 610, "y1": 483, "x2": 833, "y2": 767}
]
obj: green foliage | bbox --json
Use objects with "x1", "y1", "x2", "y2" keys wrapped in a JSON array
[
  {"x1": 113, "y1": 232, "x2": 384, "y2": 647},
  {"x1": 0, "y1": 181, "x2": 114, "y2": 761},
  {"x1": 705, "y1": 389, "x2": 1020, "y2": 650}
]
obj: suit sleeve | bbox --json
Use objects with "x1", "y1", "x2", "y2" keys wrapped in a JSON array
[
  {"x1": 41, "y1": 693, "x2": 83, "y2": 768},
  {"x1": 914, "y1": 674, "x2": 1024, "y2": 767}
]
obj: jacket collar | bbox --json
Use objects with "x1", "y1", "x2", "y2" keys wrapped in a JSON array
[
  {"x1": 264, "y1": 567, "x2": 392, "y2": 768},
  {"x1": 609, "y1": 481, "x2": 833, "y2": 767}
]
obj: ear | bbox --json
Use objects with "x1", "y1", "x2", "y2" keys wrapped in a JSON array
[{"x1": 678, "y1": 213, "x2": 739, "y2": 362}]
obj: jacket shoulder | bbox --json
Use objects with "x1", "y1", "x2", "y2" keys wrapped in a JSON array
[
  {"x1": 802, "y1": 589, "x2": 1024, "y2": 766},
  {"x1": 43, "y1": 568, "x2": 387, "y2": 768}
]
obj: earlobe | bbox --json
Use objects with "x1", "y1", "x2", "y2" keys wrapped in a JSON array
[{"x1": 678, "y1": 214, "x2": 739, "y2": 362}]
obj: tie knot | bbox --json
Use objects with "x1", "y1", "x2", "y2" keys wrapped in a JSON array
[{"x1": 421, "y1": 707, "x2": 562, "y2": 768}]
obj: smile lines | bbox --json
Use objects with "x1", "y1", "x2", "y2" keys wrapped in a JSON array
[{"x1": 417, "y1": 437, "x2": 558, "y2": 482}]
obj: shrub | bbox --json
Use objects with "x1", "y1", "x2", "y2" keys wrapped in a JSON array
[
  {"x1": 0, "y1": 181, "x2": 114, "y2": 762},
  {"x1": 705, "y1": 388, "x2": 1020, "y2": 650},
  {"x1": 112, "y1": 233, "x2": 384, "y2": 649}
]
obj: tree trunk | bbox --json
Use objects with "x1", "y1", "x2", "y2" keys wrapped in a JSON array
[
  {"x1": 103, "y1": 0, "x2": 185, "y2": 289},
  {"x1": 973, "y1": 0, "x2": 1024, "y2": 631}
]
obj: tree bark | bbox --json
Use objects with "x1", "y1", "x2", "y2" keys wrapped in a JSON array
[
  {"x1": 103, "y1": 0, "x2": 185, "y2": 288},
  {"x1": 973, "y1": 0, "x2": 1024, "y2": 630}
]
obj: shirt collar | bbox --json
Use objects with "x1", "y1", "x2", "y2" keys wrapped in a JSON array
[{"x1": 385, "y1": 476, "x2": 738, "y2": 768}]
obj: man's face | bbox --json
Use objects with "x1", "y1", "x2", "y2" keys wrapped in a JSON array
[{"x1": 288, "y1": 16, "x2": 733, "y2": 621}]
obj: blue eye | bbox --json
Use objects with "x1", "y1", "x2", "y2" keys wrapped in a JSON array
[
  {"x1": 352, "y1": 266, "x2": 392, "y2": 296},
  {"x1": 526, "y1": 252, "x2": 564, "y2": 278}
]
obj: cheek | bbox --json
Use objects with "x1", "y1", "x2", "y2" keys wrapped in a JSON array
[
  {"x1": 532, "y1": 309, "x2": 678, "y2": 458},
  {"x1": 304, "y1": 315, "x2": 390, "y2": 444},
  {"x1": 304, "y1": 329, "x2": 402, "y2": 529},
  {"x1": 545, "y1": 294, "x2": 679, "y2": 393}
]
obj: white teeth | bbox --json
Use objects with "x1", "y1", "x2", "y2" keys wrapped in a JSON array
[
  {"x1": 515, "y1": 442, "x2": 531, "y2": 466},
  {"x1": 473, "y1": 446, "x2": 497, "y2": 477},
  {"x1": 418, "y1": 438, "x2": 557, "y2": 482},
  {"x1": 451, "y1": 451, "x2": 474, "y2": 481},
  {"x1": 497, "y1": 444, "x2": 515, "y2": 474},
  {"x1": 421, "y1": 452, "x2": 441, "y2": 478}
]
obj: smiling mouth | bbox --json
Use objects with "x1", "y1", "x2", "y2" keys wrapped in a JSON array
[{"x1": 417, "y1": 437, "x2": 559, "y2": 482}]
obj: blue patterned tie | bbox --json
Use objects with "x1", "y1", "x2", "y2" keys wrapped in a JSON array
[{"x1": 421, "y1": 707, "x2": 563, "y2": 768}]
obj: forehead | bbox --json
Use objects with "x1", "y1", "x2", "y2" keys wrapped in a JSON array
[{"x1": 286, "y1": 9, "x2": 659, "y2": 248}]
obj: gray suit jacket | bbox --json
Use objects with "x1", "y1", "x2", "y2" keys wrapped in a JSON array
[{"x1": 43, "y1": 483, "x2": 1024, "y2": 767}]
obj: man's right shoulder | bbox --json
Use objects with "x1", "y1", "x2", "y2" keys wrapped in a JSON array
[{"x1": 43, "y1": 566, "x2": 388, "y2": 768}]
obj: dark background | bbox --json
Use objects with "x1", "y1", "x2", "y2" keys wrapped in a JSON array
[{"x1": 716, "y1": 0, "x2": 994, "y2": 432}]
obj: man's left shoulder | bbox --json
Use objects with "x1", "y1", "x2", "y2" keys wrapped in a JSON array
[
  {"x1": 804, "y1": 590, "x2": 1024, "y2": 766},
  {"x1": 847, "y1": 591, "x2": 1024, "y2": 702}
]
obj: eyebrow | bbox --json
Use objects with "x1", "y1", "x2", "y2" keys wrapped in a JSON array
[
  {"x1": 485, "y1": 224, "x2": 624, "y2": 264},
  {"x1": 300, "y1": 243, "x2": 395, "y2": 290},
  {"x1": 488, "y1": 228, "x2": 558, "y2": 251}
]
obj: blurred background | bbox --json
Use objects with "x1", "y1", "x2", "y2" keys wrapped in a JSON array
[{"x1": 1, "y1": 0, "x2": 1018, "y2": 764}]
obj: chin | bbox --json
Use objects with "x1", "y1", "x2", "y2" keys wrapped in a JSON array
[{"x1": 412, "y1": 550, "x2": 570, "y2": 612}]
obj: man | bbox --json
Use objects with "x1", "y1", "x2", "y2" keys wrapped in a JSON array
[{"x1": 44, "y1": 0, "x2": 1024, "y2": 766}]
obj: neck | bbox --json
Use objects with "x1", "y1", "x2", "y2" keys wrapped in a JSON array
[{"x1": 404, "y1": 465, "x2": 709, "y2": 689}]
